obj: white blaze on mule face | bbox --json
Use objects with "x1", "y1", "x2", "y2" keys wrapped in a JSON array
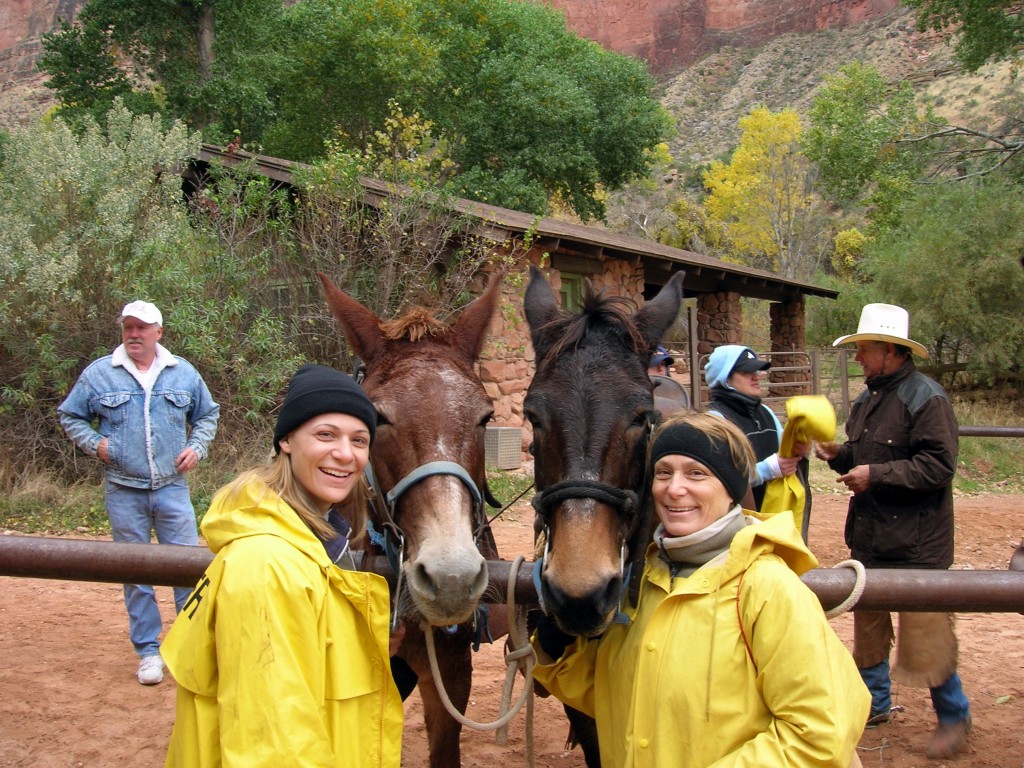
[
  {"x1": 405, "y1": 474, "x2": 488, "y2": 626},
  {"x1": 386, "y1": 366, "x2": 490, "y2": 626}
]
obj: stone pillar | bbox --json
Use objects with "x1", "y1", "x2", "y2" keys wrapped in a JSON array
[
  {"x1": 696, "y1": 291, "x2": 742, "y2": 359},
  {"x1": 769, "y1": 298, "x2": 808, "y2": 396}
]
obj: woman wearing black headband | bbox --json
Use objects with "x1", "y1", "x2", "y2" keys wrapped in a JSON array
[
  {"x1": 533, "y1": 411, "x2": 869, "y2": 767},
  {"x1": 162, "y1": 364, "x2": 402, "y2": 767}
]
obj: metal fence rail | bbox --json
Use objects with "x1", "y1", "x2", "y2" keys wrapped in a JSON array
[{"x1": 3, "y1": 535, "x2": 1023, "y2": 614}]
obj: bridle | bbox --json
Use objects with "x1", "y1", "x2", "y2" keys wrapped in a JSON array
[
  {"x1": 353, "y1": 364, "x2": 491, "y2": 630},
  {"x1": 365, "y1": 459, "x2": 489, "y2": 630}
]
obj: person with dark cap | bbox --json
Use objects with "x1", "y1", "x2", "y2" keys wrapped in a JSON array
[
  {"x1": 816, "y1": 303, "x2": 971, "y2": 760},
  {"x1": 648, "y1": 345, "x2": 691, "y2": 415},
  {"x1": 647, "y1": 345, "x2": 675, "y2": 377},
  {"x1": 162, "y1": 364, "x2": 403, "y2": 767},
  {"x1": 532, "y1": 411, "x2": 869, "y2": 767},
  {"x1": 704, "y1": 344, "x2": 805, "y2": 511}
]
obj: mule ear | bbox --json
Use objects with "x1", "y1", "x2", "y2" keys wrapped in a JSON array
[
  {"x1": 449, "y1": 271, "x2": 503, "y2": 362},
  {"x1": 523, "y1": 264, "x2": 562, "y2": 360},
  {"x1": 635, "y1": 270, "x2": 685, "y2": 351},
  {"x1": 318, "y1": 272, "x2": 386, "y2": 362}
]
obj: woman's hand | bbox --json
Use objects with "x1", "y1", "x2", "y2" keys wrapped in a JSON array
[{"x1": 389, "y1": 623, "x2": 406, "y2": 657}]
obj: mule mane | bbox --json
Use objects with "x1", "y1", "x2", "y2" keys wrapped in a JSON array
[
  {"x1": 379, "y1": 307, "x2": 447, "y2": 343},
  {"x1": 542, "y1": 289, "x2": 647, "y2": 361}
]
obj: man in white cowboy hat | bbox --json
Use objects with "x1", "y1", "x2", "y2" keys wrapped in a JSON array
[
  {"x1": 58, "y1": 301, "x2": 220, "y2": 686},
  {"x1": 815, "y1": 303, "x2": 971, "y2": 760}
]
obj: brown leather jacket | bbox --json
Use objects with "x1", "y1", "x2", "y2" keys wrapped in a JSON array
[{"x1": 828, "y1": 361, "x2": 958, "y2": 569}]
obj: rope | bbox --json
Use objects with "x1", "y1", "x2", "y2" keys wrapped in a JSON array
[
  {"x1": 824, "y1": 559, "x2": 867, "y2": 619},
  {"x1": 423, "y1": 555, "x2": 536, "y2": 754}
]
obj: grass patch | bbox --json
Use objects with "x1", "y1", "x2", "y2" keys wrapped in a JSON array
[{"x1": 485, "y1": 468, "x2": 535, "y2": 522}]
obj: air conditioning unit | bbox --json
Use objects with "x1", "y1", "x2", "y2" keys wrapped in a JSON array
[{"x1": 485, "y1": 426, "x2": 522, "y2": 470}]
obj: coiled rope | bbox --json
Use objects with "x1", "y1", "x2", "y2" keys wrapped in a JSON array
[
  {"x1": 824, "y1": 558, "x2": 867, "y2": 619},
  {"x1": 423, "y1": 554, "x2": 536, "y2": 763}
]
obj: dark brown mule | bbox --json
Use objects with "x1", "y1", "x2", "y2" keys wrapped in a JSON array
[
  {"x1": 319, "y1": 272, "x2": 503, "y2": 768},
  {"x1": 523, "y1": 265, "x2": 684, "y2": 766}
]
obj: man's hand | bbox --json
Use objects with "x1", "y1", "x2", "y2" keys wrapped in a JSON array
[
  {"x1": 837, "y1": 464, "x2": 871, "y2": 494},
  {"x1": 175, "y1": 447, "x2": 200, "y2": 473},
  {"x1": 815, "y1": 441, "x2": 840, "y2": 461},
  {"x1": 97, "y1": 438, "x2": 110, "y2": 463}
]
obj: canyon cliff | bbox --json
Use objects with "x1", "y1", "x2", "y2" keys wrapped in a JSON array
[{"x1": 544, "y1": 0, "x2": 898, "y2": 71}]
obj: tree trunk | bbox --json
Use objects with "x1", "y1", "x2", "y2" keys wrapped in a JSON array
[{"x1": 197, "y1": 3, "x2": 215, "y2": 82}]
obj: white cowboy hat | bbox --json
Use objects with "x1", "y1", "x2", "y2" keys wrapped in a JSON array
[{"x1": 832, "y1": 303, "x2": 929, "y2": 358}]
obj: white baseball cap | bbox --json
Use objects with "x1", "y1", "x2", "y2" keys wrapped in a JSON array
[{"x1": 119, "y1": 300, "x2": 163, "y2": 327}]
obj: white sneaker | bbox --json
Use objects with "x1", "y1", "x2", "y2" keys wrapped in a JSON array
[{"x1": 137, "y1": 654, "x2": 165, "y2": 685}]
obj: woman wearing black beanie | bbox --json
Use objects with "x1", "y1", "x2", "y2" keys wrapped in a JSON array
[
  {"x1": 533, "y1": 411, "x2": 871, "y2": 767},
  {"x1": 162, "y1": 364, "x2": 403, "y2": 767}
]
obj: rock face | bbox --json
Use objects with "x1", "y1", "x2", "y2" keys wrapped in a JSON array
[
  {"x1": 0, "y1": 0, "x2": 84, "y2": 126},
  {"x1": 544, "y1": 0, "x2": 900, "y2": 71}
]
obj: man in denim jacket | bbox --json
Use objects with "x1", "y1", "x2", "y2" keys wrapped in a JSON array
[{"x1": 58, "y1": 301, "x2": 219, "y2": 686}]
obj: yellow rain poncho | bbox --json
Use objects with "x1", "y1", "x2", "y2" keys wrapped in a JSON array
[
  {"x1": 162, "y1": 480, "x2": 402, "y2": 768},
  {"x1": 533, "y1": 512, "x2": 869, "y2": 767},
  {"x1": 760, "y1": 395, "x2": 837, "y2": 532}
]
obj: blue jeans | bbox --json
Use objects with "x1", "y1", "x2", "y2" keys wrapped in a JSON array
[
  {"x1": 105, "y1": 480, "x2": 199, "y2": 657},
  {"x1": 860, "y1": 660, "x2": 971, "y2": 723}
]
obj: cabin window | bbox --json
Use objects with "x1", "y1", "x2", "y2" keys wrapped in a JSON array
[{"x1": 559, "y1": 273, "x2": 584, "y2": 312}]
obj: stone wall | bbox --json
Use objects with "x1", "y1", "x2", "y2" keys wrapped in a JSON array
[
  {"x1": 769, "y1": 298, "x2": 809, "y2": 395},
  {"x1": 695, "y1": 291, "x2": 743, "y2": 356}
]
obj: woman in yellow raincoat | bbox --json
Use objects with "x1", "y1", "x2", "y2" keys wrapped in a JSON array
[
  {"x1": 533, "y1": 411, "x2": 869, "y2": 767},
  {"x1": 163, "y1": 364, "x2": 403, "y2": 767}
]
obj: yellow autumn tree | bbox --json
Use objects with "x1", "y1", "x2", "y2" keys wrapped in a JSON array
[{"x1": 703, "y1": 107, "x2": 823, "y2": 278}]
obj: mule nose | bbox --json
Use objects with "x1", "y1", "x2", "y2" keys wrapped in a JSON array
[{"x1": 542, "y1": 575, "x2": 623, "y2": 638}]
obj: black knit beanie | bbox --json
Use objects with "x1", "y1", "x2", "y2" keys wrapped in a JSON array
[
  {"x1": 649, "y1": 422, "x2": 749, "y2": 505},
  {"x1": 273, "y1": 364, "x2": 377, "y2": 454}
]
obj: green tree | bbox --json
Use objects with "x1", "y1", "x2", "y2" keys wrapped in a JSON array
[
  {"x1": 703, "y1": 107, "x2": 825, "y2": 278},
  {"x1": 266, "y1": 0, "x2": 671, "y2": 220},
  {"x1": 861, "y1": 179, "x2": 1024, "y2": 384},
  {"x1": 39, "y1": 0, "x2": 287, "y2": 143},
  {"x1": 40, "y1": 0, "x2": 668, "y2": 220},
  {"x1": 804, "y1": 62, "x2": 926, "y2": 226},
  {"x1": 905, "y1": 0, "x2": 1024, "y2": 71}
]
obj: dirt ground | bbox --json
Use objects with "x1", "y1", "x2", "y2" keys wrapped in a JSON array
[{"x1": 2, "y1": 492, "x2": 1023, "y2": 767}]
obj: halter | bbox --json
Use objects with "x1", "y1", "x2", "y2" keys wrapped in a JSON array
[
  {"x1": 365, "y1": 459, "x2": 488, "y2": 631},
  {"x1": 530, "y1": 414, "x2": 655, "y2": 624}
]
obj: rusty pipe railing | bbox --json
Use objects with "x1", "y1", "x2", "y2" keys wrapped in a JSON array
[
  {"x1": 958, "y1": 426, "x2": 1024, "y2": 438},
  {"x1": 2, "y1": 534, "x2": 1024, "y2": 613}
]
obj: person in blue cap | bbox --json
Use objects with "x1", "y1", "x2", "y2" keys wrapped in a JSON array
[
  {"x1": 647, "y1": 345, "x2": 674, "y2": 377},
  {"x1": 704, "y1": 345, "x2": 804, "y2": 511}
]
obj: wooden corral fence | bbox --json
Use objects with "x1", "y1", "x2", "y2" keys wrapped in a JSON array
[{"x1": 2, "y1": 535, "x2": 1024, "y2": 613}]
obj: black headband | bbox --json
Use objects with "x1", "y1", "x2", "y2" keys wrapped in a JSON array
[{"x1": 650, "y1": 422, "x2": 749, "y2": 505}]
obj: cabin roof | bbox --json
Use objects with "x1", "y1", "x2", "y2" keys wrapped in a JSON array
[{"x1": 195, "y1": 144, "x2": 838, "y2": 304}]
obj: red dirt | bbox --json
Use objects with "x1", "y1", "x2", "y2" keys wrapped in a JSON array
[{"x1": 2, "y1": 493, "x2": 1023, "y2": 767}]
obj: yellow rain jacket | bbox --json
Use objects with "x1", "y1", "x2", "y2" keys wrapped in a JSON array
[
  {"x1": 533, "y1": 512, "x2": 869, "y2": 767},
  {"x1": 163, "y1": 480, "x2": 402, "y2": 768}
]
